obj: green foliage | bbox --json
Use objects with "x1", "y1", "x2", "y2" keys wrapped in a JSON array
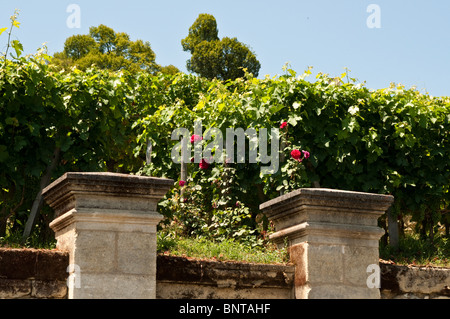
[
  {"x1": 157, "y1": 235, "x2": 288, "y2": 264},
  {"x1": 63, "y1": 34, "x2": 97, "y2": 60},
  {"x1": 380, "y1": 232, "x2": 450, "y2": 267},
  {"x1": 1, "y1": 9, "x2": 22, "y2": 62},
  {"x1": 158, "y1": 164, "x2": 265, "y2": 247},
  {"x1": 0, "y1": 33, "x2": 146, "y2": 240},
  {"x1": 52, "y1": 24, "x2": 160, "y2": 74},
  {"x1": 159, "y1": 64, "x2": 181, "y2": 76},
  {"x1": 181, "y1": 13, "x2": 219, "y2": 52},
  {"x1": 136, "y1": 66, "x2": 450, "y2": 247},
  {"x1": 182, "y1": 14, "x2": 261, "y2": 80},
  {"x1": 0, "y1": 227, "x2": 56, "y2": 249}
]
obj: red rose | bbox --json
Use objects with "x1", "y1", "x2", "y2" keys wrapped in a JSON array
[
  {"x1": 280, "y1": 121, "x2": 288, "y2": 129},
  {"x1": 199, "y1": 159, "x2": 210, "y2": 170},
  {"x1": 179, "y1": 180, "x2": 186, "y2": 187},
  {"x1": 290, "y1": 149, "x2": 302, "y2": 161}
]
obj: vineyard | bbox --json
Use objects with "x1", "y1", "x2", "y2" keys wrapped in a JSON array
[{"x1": 0, "y1": 48, "x2": 449, "y2": 263}]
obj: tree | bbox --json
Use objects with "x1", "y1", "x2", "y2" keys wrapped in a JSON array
[
  {"x1": 181, "y1": 13, "x2": 219, "y2": 53},
  {"x1": 182, "y1": 14, "x2": 261, "y2": 81},
  {"x1": 159, "y1": 64, "x2": 180, "y2": 75},
  {"x1": 52, "y1": 24, "x2": 161, "y2": 74},
  {"x1": 63, "y1": 34, "x2": 97, "y2": 60}
]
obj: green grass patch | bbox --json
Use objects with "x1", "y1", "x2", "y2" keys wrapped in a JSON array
[
  {"x1": 157, "y1": 233, "x2": 289, "y2": 265},
  {"x1": 380, "y1": 233, "x2": 450, "y2": 268},
  {"x1": 0, "y1": 229, "x2": 56, "y2": 250}
]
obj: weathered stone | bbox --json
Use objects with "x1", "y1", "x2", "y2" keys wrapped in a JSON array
[
  {"x1": 343, "y1": 246, "x2": 379, "y2": 286},
  {"x1": 0, "y1": 248, "x2": 69, "y2": 299},
  {"x1": 74, "y1": 273, "x2": 156, "y2": 299},
  {"x1": 43, "y1": 172, "x2": 172, "y2": 218},
  {"x1": 0, "y1": 249, "x2": 37, "y2": 280},
  {"x1": 72, "y1": 230, "x2": 116, "y2": 273},
  {"x1": 260, "y1": 188, "x2": 393, "y2": 248},
  {"x1": 35, "y1": 250, "x2": 69, "y2": 281},
  {"x1": 0, "y1": 248, "x2": 69, "y2": 281},
  {"x1": 31, "y1": 280, "x2": 67, "y2": 299},
  {"x1": 43, "y1": 172, "x2": 173, "y2": 299},
  {"x1": 156, "y1": 255, "x2": 295, "y2": 299},
  {"x1": 306, "y1": 284, "x2": 380, "y2": 299},
  {"x1": 260, "y1": 188, "x2": 394, "y2": 299},
  {"x1": 117, "y1": 232, "x2": 157, "y2": 275},
  {"x1": 380, "y1": 261, "x2": 450, "y2": 298},
  {"x1": 0, "y1": 279, "x2": 31, "y2": 298}
]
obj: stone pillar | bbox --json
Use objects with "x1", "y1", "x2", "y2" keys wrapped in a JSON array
[
  {"x1": 42, "y1": 172, "x2": 173, "y2": 299},
  {"x1": 260, "y1": 188, "x2": 393, "y2": 299}
]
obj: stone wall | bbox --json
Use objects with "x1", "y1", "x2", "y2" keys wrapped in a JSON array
[
  {"x1": 0, "y1": 249, "x2": 294, "y2": 299},
  {"x1": 1, "y1": 175, "x2": 448, "y2": 299},
  {"x1": 156, "y1": 255, "x2": 294, "y2": 299},
  {"x1": 1, "y1": 248, "x2": 449, "y2": 299},
  {"x1": 380, "y1": 261, "x2": 450, "y2": 299},
  {"x1": 0, "y1": 248, "x2": 68, "y2": 299}
]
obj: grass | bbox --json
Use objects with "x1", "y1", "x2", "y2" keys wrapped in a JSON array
[
  {"x1": 157, "y1": 233, "x2": 290, "y2": 265},
  {"x1": 380, "y1": 232, "x2": 450, "y2": 268},
  {"x1": 160, "y1": 232, "x2": 450, "y2": 268},
  {"x1": 0, "y1": 229, "x2": 56, "y2": 250}
]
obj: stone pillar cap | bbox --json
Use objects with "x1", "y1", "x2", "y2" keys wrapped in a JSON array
[
  {"x1": 43, "y1": 172, "x2": 174, "y2": 217},
  {"x1": 260, "y1": 188, "x2": 394, "y2": 213}
]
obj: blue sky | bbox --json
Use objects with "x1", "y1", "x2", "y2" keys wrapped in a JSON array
[{"x1": 1, "y1": 1, "x2": 450, "y2": 97}]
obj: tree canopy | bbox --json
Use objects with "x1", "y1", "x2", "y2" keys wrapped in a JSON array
[
  {"x1": 52, "y1": 24, "x2": 179, "y2": 74},
  {"x1": 182, "y1": 14, "x2": 261, "y2": 81}
]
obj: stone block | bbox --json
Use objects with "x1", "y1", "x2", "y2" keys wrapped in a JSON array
[
  {"x1": 31, "y1": 280, "x2": 67, "y2": 299},
  {"x1": 307, "y1": 284, "x2": 380, "y2": 299},
  {"x1": 71, "y1": 273, "x2": 156, "y2": 299},
  {"x1": 117, "y1": 232, "x2": 157, "y2": 275},
  {"x1": 307, "y1": 244, "x2": 344, "y2": 284},
  {"x1": 0, "y1": 279, "x2": 31, "y2": 299},
  {"x1": 343, "y1": 245, "x2": 379, "y2": 287},
  {"x1": 73, "y1": 230, "x2": 116, "y2": 273},
  {"x1": 0, "y1": 249, "x2": 37, "y2": 280}
]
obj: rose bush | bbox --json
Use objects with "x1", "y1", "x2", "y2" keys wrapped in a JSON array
[{"x1": 138, "y1": 67, "x2": 450, "y2": 243}]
